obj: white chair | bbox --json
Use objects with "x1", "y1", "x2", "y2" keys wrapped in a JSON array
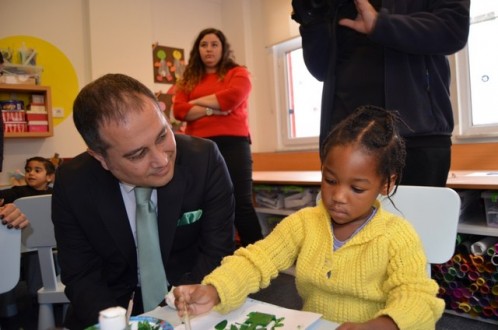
[
  {"x1": 16, "y1": 195, "x2": 69, "y2": 330},
  {"x1": 380, "y1": 185, "x2": 461, "y2": 276},
  {"x1": 0, "y1": 223, "x2": 21, "y2": 294}
]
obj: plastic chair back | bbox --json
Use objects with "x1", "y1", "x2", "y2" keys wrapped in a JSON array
[
  {"x1": 380, "y1": 185, "x2": 461, "y2": 275},
  {"x1": 16, "y1": 195, "x2": 69, "y2": 330},
  {"x1": 0, "y1": 223, "x2": 21, "y2": 294}
]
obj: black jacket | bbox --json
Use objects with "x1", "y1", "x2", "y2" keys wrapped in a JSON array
[
  {"x1": 296, "y1": 0, "x2": 470, "y2": 144},
  {"x1": 52, "y1": 134, "x2": 235, "y2": 329}
]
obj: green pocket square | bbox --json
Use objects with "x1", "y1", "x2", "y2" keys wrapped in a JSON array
[{"x1": 177, "y1": 209, "x2": 203, "y2": 226}]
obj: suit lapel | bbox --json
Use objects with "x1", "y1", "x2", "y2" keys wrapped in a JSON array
[
  {"x1": 156, "y1": 164, "x2": 186, "y2": 263},
  {"x1": 95, "y1": 168, "x2": 137, "y2": 266}
]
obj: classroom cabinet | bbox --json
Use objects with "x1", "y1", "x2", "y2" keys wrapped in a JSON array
[{"x1": 0, "y1": 83, "x2": 53, "y2": 138}]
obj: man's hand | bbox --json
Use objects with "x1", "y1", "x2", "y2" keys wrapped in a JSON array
[{"x1": 338, "y1": 0, "x2": 378, "y2": 34}]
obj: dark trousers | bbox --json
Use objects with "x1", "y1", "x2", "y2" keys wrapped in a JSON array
[
  {"x1": 400, "y1": 145, "x2": 451, "y2": 187},
  {"x1": 209, "y1": 136, "x2": 263, "y2": 246}
]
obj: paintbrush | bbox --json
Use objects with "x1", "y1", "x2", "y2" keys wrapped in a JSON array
[
  {"x1": 126, "y1": 291, "x2": 135, "y2": 324},
  {"x1": 183, "y1": 297, "x2": 192, "y2": 330}
]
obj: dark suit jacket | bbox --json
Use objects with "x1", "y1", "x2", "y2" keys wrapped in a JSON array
[{"x1": 52, "y1": 134, "x2": 235, "y2": 329}]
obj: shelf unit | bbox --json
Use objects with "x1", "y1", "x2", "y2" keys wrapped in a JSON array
[
  {"x1": 0, "y1": 83, "x2": 53, "y2": 138},
  {"x1": 253, "y1": 170, "x2": 498, "y2": 325},
  {"x1": 253, "y1": 170, "x2": 498, "y2": 238}
]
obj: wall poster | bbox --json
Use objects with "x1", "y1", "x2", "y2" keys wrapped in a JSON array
[{"x1": 152, "y1": 42, "x2": 185, "y2": 84}]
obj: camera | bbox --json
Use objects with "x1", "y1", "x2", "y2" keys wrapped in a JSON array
[
  {"x1": 307, "y1": 0, "x2": 330, "y2": 10},
  {"x1": 291, "y1": 0, "x2": 332, "y2": 25}
]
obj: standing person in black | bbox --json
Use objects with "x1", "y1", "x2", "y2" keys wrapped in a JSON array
[{"x1": 292, "y1": 0, "x2": 470, "y2": 186}]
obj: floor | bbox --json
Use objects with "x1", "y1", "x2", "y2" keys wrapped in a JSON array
[
  {"x1": 0, "y1": 282, "x2": 64, "y2": 330},
  {"x1": 248, "y1": 273, "x2": 498, "y2": 330}
]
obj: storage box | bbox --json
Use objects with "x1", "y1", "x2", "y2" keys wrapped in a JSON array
[
  {"x1": 0, "y1": 74, "x2": 36, "y2": 85},
  {"x1": 27, "y1": 103, "x2": 46, "y2": 112},
  {"x1": 0, "y1": 100, "x2": 24, "y2": 110},
  {"x1": 27, "y1": 121, "x2": 49, "y2": 132},
  {"x1": 2, "y1": 110, "x2": 26, "y2": 122},
  {"x1": 4, "y1": 122, "x2": 27, "y2": 133},
  {"x1": 31, "y1": 94, "x2": 45, "y2": 104},
  {"x1": 26, "y1": 111, "x2": 48, "y2": 121},
  {"x1": 481, "y1": 190, "x2": 498, "y2": 228},
  {"x1": 457, "y1": 190, "x2": 484, "y2": 223}
]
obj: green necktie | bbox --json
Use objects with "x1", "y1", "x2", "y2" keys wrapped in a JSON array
[{"x1": 135, "y1": 187, "x2": 168, "y2": 312}]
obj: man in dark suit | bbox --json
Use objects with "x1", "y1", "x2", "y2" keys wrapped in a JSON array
[{"x1": 52, "y1": 73, "x2": 236, "y2": 329}]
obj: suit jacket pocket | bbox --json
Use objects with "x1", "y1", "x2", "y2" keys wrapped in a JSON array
[{"x1": 177, "y1": 209, "x2": 203, "y2": 226}]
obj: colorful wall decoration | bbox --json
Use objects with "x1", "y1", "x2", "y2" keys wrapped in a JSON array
[
  {"x1": 0, "y1": 35, "x2": 79, "y2": 127},
  {"x1": 152, "y1": 43, "x2": 185, "y2": 84}
]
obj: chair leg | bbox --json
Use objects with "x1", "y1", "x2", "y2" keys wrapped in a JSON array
[
  {"x1": 62, "y1": 303, "x2": 69, "y2": 325},
  {"x1": 38, "y1": 303, "x2": 55, "y2": 330}
]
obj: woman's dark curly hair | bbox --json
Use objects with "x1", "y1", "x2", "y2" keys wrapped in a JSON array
[
  {"x1": 320, "y1": 105, "x2": 407, "y2": 197},
  {"x1": 177, "y1": 28, "x2": 239, "y2": 92}
]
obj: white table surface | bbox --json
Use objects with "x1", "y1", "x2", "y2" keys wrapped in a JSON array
[{"x1": 143, "y1": 298, "x2": 340, "y2": 329}]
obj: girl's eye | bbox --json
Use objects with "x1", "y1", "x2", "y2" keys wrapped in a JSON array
[
  {"x1": 324, "y1": 178, "x2": 337, "y2": 185},
  {"x1": 352, "y1": 187, "x2": 365, "y2": 193}
]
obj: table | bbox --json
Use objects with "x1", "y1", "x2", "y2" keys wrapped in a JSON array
[
  {"x1": 252, "y1": 170, "x2": 498, "y2": 189},
  {"x1": 143, "y1": 298, "x2": 340, "y2": 329}
]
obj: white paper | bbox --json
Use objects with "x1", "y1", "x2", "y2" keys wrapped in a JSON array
[
  {"x1": 465, "y1": 171, "x2": 498, "y2": 177},
  {"x1": 174, "y1": 299, "x2": 322, "y2": 330}
]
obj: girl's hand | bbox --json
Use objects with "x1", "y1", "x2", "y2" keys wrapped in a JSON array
[
  {"x1": 0, "y1": 203, "x2": 29, "y2": 229},
  {"x1": 173, "y1": 284, "x2": 220, "y2": 317}
]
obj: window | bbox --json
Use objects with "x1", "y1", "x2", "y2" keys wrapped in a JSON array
[
  {"x1": 272, "y1": 37, "x2": 321, "y2": 149},
  {"x1": 455, "y1": 1, "x2": 498, "y2": 139}
]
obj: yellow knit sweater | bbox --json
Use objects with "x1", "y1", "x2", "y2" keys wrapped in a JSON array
[{"x1": 202, "y1": 200, "x2": 445, "y2": 330}]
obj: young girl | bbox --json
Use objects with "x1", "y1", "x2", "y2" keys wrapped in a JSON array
[
  {"x1": 173, "y1": 105, "x2": 444, "y2": 330},
  {"x1": 0, "y1": 156, "x2": 55, "y2": 204}
]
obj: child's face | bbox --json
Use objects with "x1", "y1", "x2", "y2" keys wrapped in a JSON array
[
  {"x1": 25, "y1": 160, "x2": 53, "y2": 190},
  {"x1": 321, "y1": 144, "x2": 390, "y2": 228}
]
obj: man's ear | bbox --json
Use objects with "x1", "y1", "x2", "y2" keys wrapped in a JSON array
[
  {"x1": 381, "y1": 174, "x2": 397, "y2": 196},
  {"x1": 87, "y1": 148, "x2": 110, "y2": 171}
]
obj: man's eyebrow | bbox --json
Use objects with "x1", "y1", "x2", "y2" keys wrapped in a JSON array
[
  {"x1": 122, "y1": 147, "x2": 145, "y2": 158},
  {"x1": 122, "y1": 126, "x2": 166, "y2": 158}
]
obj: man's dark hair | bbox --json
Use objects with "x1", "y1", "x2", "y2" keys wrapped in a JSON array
[{"x1": 73, "y1": 73, "x2": 160, "y2": 155}]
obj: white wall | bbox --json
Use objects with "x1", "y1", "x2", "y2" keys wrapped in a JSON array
[
  {"x1": 1, "y1": 0, "x2": 298, "y2": 184},
  {"x1": 0, "y1": 0, "x2": 89, "y2": 184}
]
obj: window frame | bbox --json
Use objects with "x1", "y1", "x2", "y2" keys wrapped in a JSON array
[
  {"x1": 453, "y1": 7, "x2": 498, "y2": 141},
  {"x1": 272, "y1": 36, "x2": 320, "y2": 151}
]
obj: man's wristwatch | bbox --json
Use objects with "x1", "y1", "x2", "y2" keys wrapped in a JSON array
[{"x1": 205, "y1": 107, "x2": 213, "y2": 116}]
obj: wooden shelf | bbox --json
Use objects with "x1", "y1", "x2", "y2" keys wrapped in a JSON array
[{"x1": 0, "y1": 83, "x2": 53, "y2": 138}]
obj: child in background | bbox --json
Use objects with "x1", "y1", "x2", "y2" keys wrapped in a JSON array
[
  {"x1": 0, "y1": 156, "x2": 55, "y2": 205},
  {"x1": 174, "y1": 105, "x2": 445, "y2": 330},
  {"x1": 0, "y1": 156, "x2": 54, "y2": 329}
]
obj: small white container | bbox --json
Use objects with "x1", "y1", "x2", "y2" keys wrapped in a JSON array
[
  {"x1": 98, "y1": 306, "x2": 127, "y2": 330},
  {"x1": 481, "y1": 191, "x2": 498, "y2": 228}
]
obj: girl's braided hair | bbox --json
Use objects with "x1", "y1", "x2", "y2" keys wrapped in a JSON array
[{"x1": 320, "y1": 105, "x2": 407, "y2": 197}]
